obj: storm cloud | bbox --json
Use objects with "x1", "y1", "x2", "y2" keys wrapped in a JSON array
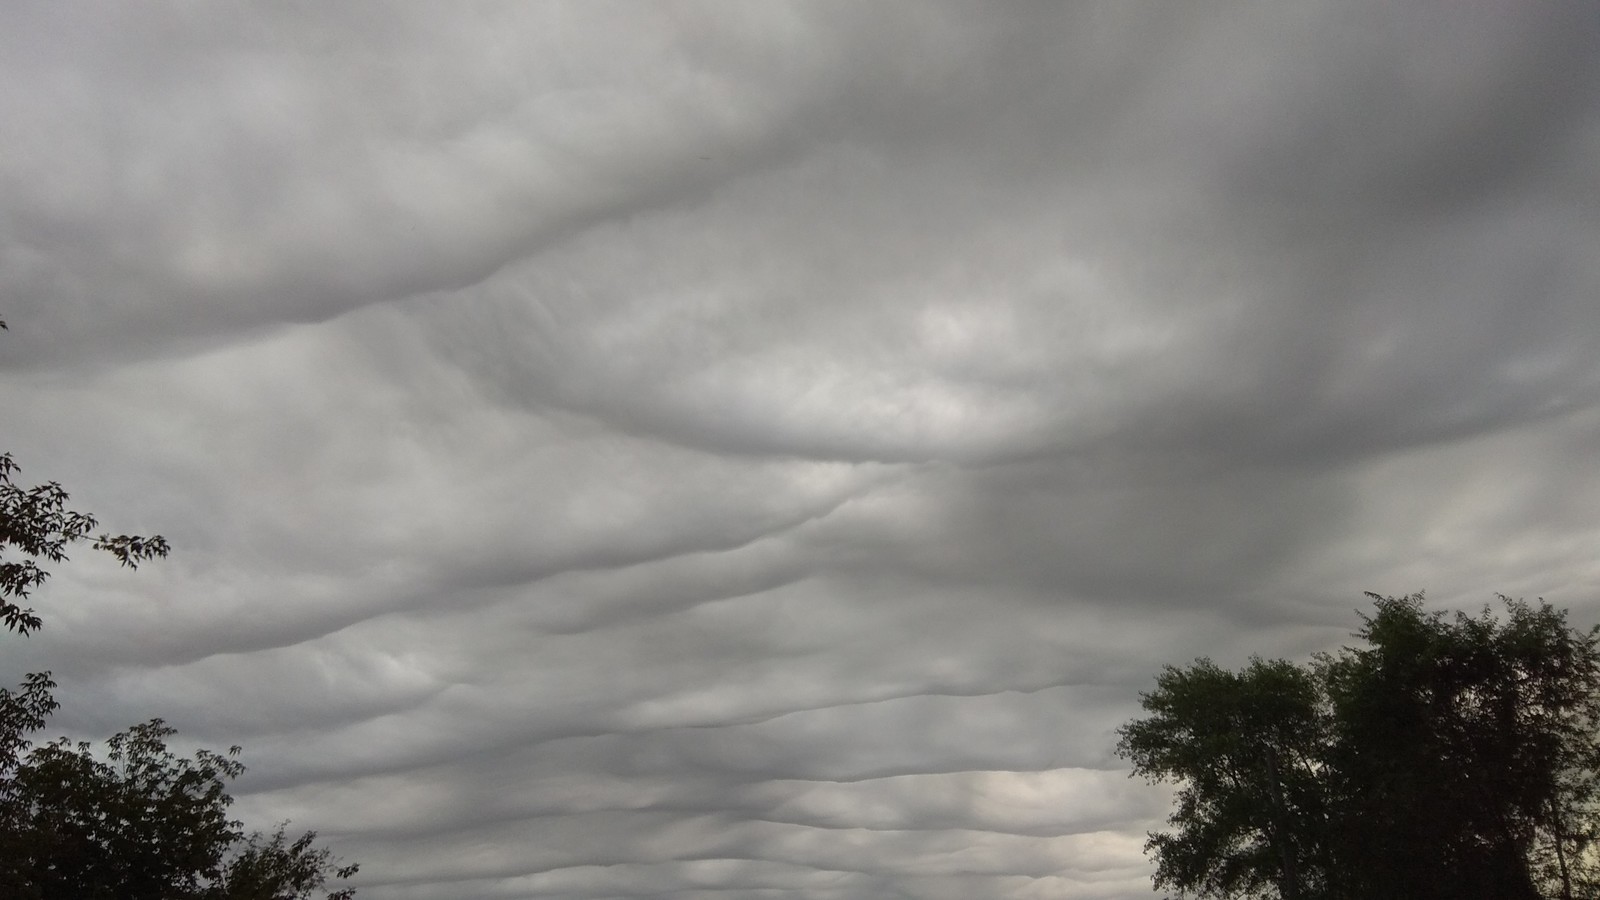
[{"x1": 3, "y1": 3, "x2": 1598, "y2": 897}]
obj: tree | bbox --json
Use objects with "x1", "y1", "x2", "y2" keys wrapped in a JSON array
[
  {"x1": 1320, "y1": 595, "x2": 1600, "y2": 900},
  {"x1": 210, "y1": 825, "x2": 360, "y2": 900},
  {"x1": 2, "y1": 318, "x2": 169, "y2": 635},
  {"x1": 0, "y1": 358, "x2": 357, "y2": 898},
  {"x1": 1118, "y1": 593, "x2": 1600, "y2": 900},
  {"x1": 0, "y1": 706, "x2": 358, "y2": 900},
  {"x1": 1117, "y1": 658, "x2": 1333, "y2": 899}
]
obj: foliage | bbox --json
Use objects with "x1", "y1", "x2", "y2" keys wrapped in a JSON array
[
  {"x1": 0, "y1": 451, "x2": 170, "y2": 635},
  {"x1": 1118, "y1": 658, "x2": 1332, "y2": 899},
  {"x1": 208, "y1": 825, "x2": 360, "y2": 900},
  {"x1": 0, "y1": 716, "x2": 243, "y2": 899},
  {"x1": 0, "y1": 695, "x2": 358, "y2": 900},
  {"x1": 0, "y1": 672, "x2": 58, "y2": 776},
  {"x1": 0, "y1": 354, "x2": 357, "y2": 900},
  {"x1": 1118, "y1": 593, "x2": 1600, "y2": 900}
]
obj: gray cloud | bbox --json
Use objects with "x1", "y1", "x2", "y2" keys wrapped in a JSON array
[{"x1": 3, "y1": 2, "x2": 1598, "y2": 897}]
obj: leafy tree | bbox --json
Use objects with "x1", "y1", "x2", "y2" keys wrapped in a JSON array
[
  {"x1": 0, "y1": 701, "x2": 357, "y2": 900},
  {"x1": 1118, "y1": 658, "x2": 1333, "y2": 900},
  {"x1": 0, "y1": 347, "x2": 358, "y2": 898},
  {"x1": 209, "y1": 825, "x2": 360, "y2": 900},
  {"x1": 1320, "y1": 595, "x2": 1600, "y2": 900},
  {"x1": 1118, "y1": 593, "x2": 1600, "y2": 900}
]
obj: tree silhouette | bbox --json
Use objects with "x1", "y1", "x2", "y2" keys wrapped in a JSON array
[
  {"x1": 2, "y1": 322, "x2": 357, "y2": 898},
  {"x1": 0, "y1": 709, "x2": 357, "y2": 900},
  {"x1": 1119, "y1": 594, "x2": 1600, "y2": 900}
]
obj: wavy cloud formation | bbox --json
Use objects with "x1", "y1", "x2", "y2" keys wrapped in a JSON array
[{"x1": 3, "y1": 2, "x2": 1598, "y2": 897}]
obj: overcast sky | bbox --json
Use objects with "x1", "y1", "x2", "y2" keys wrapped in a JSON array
[{"x1": 3, "y1": 3, "x2": 1599, "y2": 898}]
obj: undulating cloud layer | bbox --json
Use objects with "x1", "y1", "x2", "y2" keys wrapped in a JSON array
[{"x1": 3, "y1": 3, "x2": 1598, "y2": 897}]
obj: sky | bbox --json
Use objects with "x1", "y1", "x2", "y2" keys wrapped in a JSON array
[{"x1": 2, "y1": 2, "x2": 1599, "y2": 898}]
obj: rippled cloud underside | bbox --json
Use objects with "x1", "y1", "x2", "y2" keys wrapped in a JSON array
[{"x1": 3, "y1": 3, "x2": 1599, "y2": 897}]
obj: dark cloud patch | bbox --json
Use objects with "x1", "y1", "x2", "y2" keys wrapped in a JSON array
[{"x1": 1210, "y1": 2, "x2": 1600, "y2": 216}]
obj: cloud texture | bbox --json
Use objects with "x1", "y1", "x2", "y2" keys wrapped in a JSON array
[{"x1": 3, "y1": 2, "x2": 1599, "y2": 897}]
